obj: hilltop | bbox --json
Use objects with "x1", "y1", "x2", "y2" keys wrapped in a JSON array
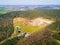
[{"x1": 0, "y1": 8, "x2": 60, "y2": 45}]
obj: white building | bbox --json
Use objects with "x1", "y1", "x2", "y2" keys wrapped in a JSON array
[{"x1": 25, "y1": 33, "x2": 30, "y2": 37}]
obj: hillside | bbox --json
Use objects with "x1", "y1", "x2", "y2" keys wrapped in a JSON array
[
  {"x1": 15, "y1": 20, "x2": 60, "y2": 45},
  {"x1": 0, "y1": 9, "x2": 60, "y2": 45}
]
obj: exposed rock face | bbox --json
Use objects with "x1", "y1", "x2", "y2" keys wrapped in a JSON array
[{"x1": 28, "y1": 18, "x2": 54, "y2": 26}]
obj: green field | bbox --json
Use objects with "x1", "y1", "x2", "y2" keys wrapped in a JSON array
[{"x1": 16, "y1": 23, "x2": 40, "y2": 33}]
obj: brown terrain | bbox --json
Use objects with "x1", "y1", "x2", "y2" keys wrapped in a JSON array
[{"x1": 13, "y1": 17, "x2": 55, "y2": 45}]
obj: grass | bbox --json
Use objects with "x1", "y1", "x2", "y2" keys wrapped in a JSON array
[{"x1": 15, "y1": 22, "x2": 40, "y2": 33}]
